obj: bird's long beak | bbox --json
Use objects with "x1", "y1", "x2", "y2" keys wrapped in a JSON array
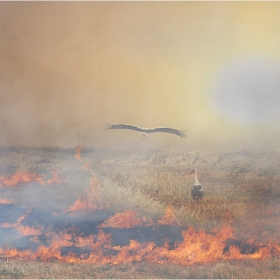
[{"x1": 189, "y1": 168, "x2": 196, "y2": 175}]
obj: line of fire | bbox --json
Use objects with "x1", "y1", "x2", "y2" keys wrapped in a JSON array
[{"x1": 0, "y1": 147, "x2": 280, "y2": 267}]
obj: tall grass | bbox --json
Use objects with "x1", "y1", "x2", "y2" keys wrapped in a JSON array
[
  {"x1": 1, "y1": 258, "x2": 280, "y2": 279},
  {"x1": 91, "y1": 148, "x2": 280, "y2": 235}
]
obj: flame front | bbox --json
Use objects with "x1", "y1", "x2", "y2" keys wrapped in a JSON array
[
  {"x1": 1, "y1": 210, "x2": 43, "y2": 236},
  {"x1": 0, "y1": 198, "x2": 12, "y2": 204},
  {"x1": 0, "y1": 224, "x2": 279, "y2": 265},
  {"x1": 67, "y1": 196, "x2": 98, "y2": 213},
  {"x1": 158, "y1": 205, "x2": 180, "y2": 226},
  {"x1": 0, "y1": 171, "x2": 44, "y2": 187},
  {"x1": 0, "y1": 170, "x2": 66, "y2": 187},
  {"x1": 1, "y1": 166, "x2": 279, "y2": 266},
  {"x1": 100, "y1": 210, "x2": 153, "y2": 228}
]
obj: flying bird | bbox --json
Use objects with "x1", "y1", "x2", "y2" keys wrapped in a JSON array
[
  {"x1": 191, "y1": 168, "x2": 203, "y2": 201},
  {"x1": 103, "y1": 123, "x2": 187, "y2": 140}
]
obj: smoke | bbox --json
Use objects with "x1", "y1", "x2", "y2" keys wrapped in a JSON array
[
  {"x1": 1, "y1": 2, "x2": 280, "y2": 150},
  {"x1": 211, "y1": 55, "x2": 280, "y2": 124}
]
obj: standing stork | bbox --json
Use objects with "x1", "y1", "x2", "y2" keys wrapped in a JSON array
[
  {"x1": 103, "y1": 123, "x2": 187, "y2": 140},
  {"x1": 191, "y1": 168, "x2": 203, "y2": 200}
]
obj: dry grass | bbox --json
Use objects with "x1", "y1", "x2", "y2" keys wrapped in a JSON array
[
  {"x1": 1, "y1": 147, "x2": 280, "y2": 278},
  {"x1": 91, "y1": 149, "x2": 280, "y2": 235},
  {"x1": 1, "y1": 258, "x2": 280, "y2": 279}
]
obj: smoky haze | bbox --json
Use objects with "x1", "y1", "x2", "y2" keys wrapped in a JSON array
[{"x1": 1, "y1": 2, "x2": 280, "y2": 151}]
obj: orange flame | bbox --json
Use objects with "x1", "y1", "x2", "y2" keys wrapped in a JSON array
[
  {"x1": 0, "y1": 210, "x2": 43, "y2": 236},
  {"x1": 158, "y1": 205, "x2": 180, "y2": 226},
  {"x1": 0, "y1": 170, "x2": 67, "y2": 187},
  {"x1": 16, "y1": 224, "x2": 43, "y2": 236},
  {"x1": 2, "y1": 152, "x2": 279, "y2": 267},
  {"x1": 75, "y1": 146, "x2": 83, "y2": 162},
  {"x1": 66, "y1": 167, "x2": 108, "y2": 215},
  {"x1": 82, "y1": 162, "x2": 91, "y2": 170},
  {"x1": 0, "y1": 198, "x2": 12, "y2": 204},
  {"x1": 45, "y1": 170, "x2": 67, "y2": 185},
  {"x1": 1, "y1": 211, "x2": 31, "y2": 228},
  {"x1": 100, "y1": 210, "x2": 153, "y2": 229},
  {"x1": 67, "y1": 196, "x2": 98, "y2": 213},
  {"x1": 0, "y1": 171, "x2": 44, "y2": 187},
  {"x1": 0, "y1": 226, "x2": 279, "y2": 265}
]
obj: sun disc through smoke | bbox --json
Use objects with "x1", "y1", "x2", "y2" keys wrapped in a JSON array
[{"x1": 211, "y1": 55, "x2": 280, "y2": 125}]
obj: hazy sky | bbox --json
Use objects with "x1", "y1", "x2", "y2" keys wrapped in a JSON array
[{"x1": 1, "y1": 1, "x2": 280, "y2": 151}]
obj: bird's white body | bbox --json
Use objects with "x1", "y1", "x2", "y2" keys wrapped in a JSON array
[
  {"x1": 191, "y1": 168, "x2": 203, "y2": 200},
  {"x1": 194, "y1": 168, "x2": 202, "y2": 188}
]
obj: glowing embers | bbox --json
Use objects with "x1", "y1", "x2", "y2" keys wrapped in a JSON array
[{"x1": 0, "y1": 170, "x2": 67, "y2": 187}]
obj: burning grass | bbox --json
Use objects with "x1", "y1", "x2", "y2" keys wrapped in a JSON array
[
  {"x1": 0, "y1": 198, "x2": 12, "y2": 204},
  {"x1": 100, "y1": 210, "x2": 154, "y2": 228},
  {"x1": 158, "y1": 205, "x2": 180, "y2": 226},
  {"x1": 0, "y1": 147, "x2": 280, "y2": 278},
  {"x1": 1, "y1": 213, "x2": 280, "y2": 267},
  {"x1": 0, "y1": 170, "x2": 67, "y2": 188},
  {"x1": 75, "y1": 146, "x2": 83, "y2": 163}
]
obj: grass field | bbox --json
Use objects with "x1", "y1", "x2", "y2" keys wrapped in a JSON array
[{"x1": 0, "y1": 146, "x2": 280, "y2": 278}]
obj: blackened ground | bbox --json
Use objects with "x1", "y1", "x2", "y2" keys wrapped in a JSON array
[
  {"x1": 224, "y1": 239, "x2": 260, "y2": 254},
  {"x1": 102, "y1": 225, "x2": 184, "y2": 248},
  {"x1": 1, "y1": 205, "x2": 184, "y2": 251},
  {"x1": 0, "y1": 204, "x2": 26, "y2": 223},
  {"x1": 21, "y1": 208, "x2": 111, "y2": 234},
  {"x1": 1, "y1": 205, "x2": 275, "y2": 257}
]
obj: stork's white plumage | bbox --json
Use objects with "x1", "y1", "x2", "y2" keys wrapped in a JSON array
[
  {"x1": 191, "y1": 168, "x2": 203, "y2": 200},
  {"x1": 193, "y1": 168, "x2": 201, "y2": 187},
  {"x1": 103, "y1": 123, "x2": 187, "y2": 140}
]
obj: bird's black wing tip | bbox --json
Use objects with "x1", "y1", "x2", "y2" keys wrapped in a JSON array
[
  {"x1": 102, "y1": 122, "x2": 111, "y2": 130},
  {"x1": 179, "y1": 130, "x2": 188, "y2": 138}
]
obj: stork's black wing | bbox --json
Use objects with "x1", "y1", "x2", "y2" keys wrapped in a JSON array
[
  {"x1": 146, "y1": 127, "x2": 187, "y2": 138},
  {"x1": 103, "y1": 123, "x2": 145, "y2": 132}
]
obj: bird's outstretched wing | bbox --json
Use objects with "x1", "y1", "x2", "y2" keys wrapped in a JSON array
[
  {"x1": 147, "y1": 127, "x2": 187, "y2": 138},
  {"x1": 103, "y1": 123, "x2": 144, "y2": 132}
]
